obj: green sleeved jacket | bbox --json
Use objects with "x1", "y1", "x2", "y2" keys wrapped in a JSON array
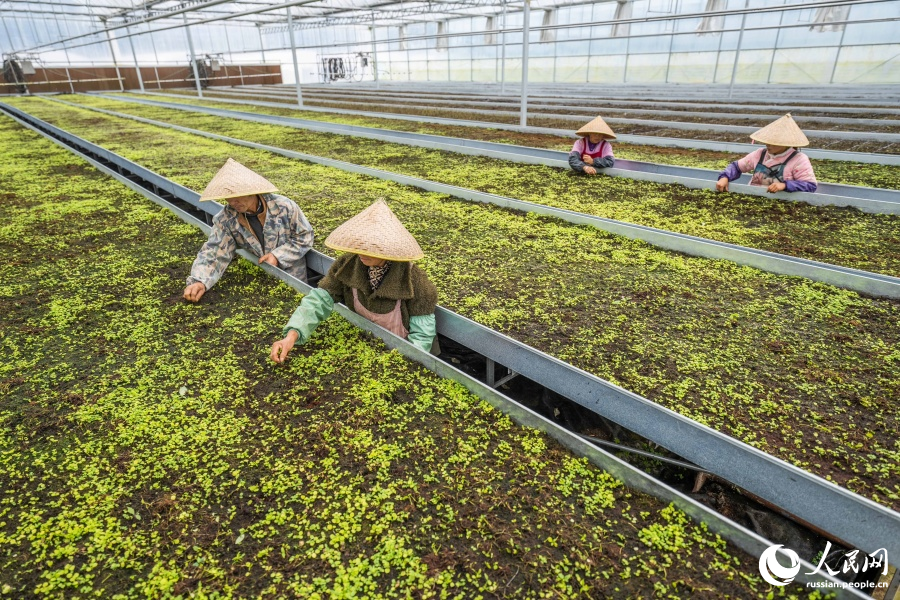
[{"x1": 284, "y1": 254, "x2": 439, "y2": 353}]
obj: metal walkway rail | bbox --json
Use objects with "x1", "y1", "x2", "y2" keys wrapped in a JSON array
[
  {"x1": 230, "y1": 87, "x2": 900, "y2": 127},
  {"x1": 85, "y1": 94, "x2": 900, "y2": 212},
  {"x1": 0, "y1": 101, "x2": 892, "y2": 598},
  {"x1": 297, "y1": 81, "x2": 900, "y2": 106},
  {"x1": 235, "y1": 84, "x2": 900, "y2": 116},
  {"x1": 165, "y1": 88, "x2": 900, "y2": 143},
  {"x1": 53, "y1": 97, "x2": 900, "y2": 299},
  {"x1": 117, "y1": 91, "x2": 900, "y2": 166}
]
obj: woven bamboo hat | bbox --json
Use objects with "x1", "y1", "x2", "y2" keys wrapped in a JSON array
[
  {"x1": 325, "y1": 199, "x2": 424, "y2": 261},
  {"x1": 198, "y1": 158, "x2": 278, "y2": 201},
  {"x1": 750, "y1": 113, "x2": 810, "y2": 148},
  {"x1": 576, "y1": 115, "x2": 617, "y2": 140}
]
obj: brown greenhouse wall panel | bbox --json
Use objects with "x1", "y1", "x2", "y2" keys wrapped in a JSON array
[{"x1": 0, "y1": 65, "x2": 282, "y2": 95}]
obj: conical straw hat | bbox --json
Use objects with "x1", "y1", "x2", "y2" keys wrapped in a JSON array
[
  {"x1": 199, "y1": 158, "x2": 278, "y2": 201},
  {"x1": 750, "y1": 113, "x2": 810, "y2": 148},
  {"x1": 325, "y1": 199, "x2": 424, "y2": 261},
  {"x1": 576, "y1": 115, "x2": 617, "y2": 139}
]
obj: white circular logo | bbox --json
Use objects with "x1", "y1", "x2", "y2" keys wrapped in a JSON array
[{"x1": 759, "y1": 545, "x2": 801, "y2": 586}]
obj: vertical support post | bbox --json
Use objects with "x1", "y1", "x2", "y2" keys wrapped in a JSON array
[
  {"x1": 64, "y1": 67, "x2": 75, "y2": 93},
  {"x1": 257, "y1": 25, "x2": 266, "y2": 63},
  {"x1": 104, "y1": 26, "x2": 125, "y2": 91},
  {"x1": 500, "y1": 0, "x2": 507, "y2": 94},
  {"x1": 370, "y1": 12, "x2": 379, "y2": 88},
  {"x1": 623, "y1": 34, "x2": 630, "y2": 83},
  {"x1": 828, "y1": 21, "x2": 848, "y2": 84},
  {"x1": 239, "y1": 65, "x2": 245, "y2": 86},
  {"x1": 1, "y1": 15, "x2": 15, "y2": 55},
  {"x1": 712, "y1": 16, "x2": 725, "y2": 83},
  {"x1": 728, "y1": 0, "x2": 749, "y2": 99},
  {"x1": 183, "y1": 12, "x2": 204, "y2": 98},
  {"x1": 126, "y1": 26, "x2": 145, "y2": 92},
  {"x1": 664, "y1": 30, "x2": 675, "y2": 83},
  {"x1": 766, "y1": 8, "x2": 785, "y2": 85},
  {"x1": 147, "y1": 23, "x2": 162, "y2": 90},
  {"x1": 519, "y1": 0, "x2": 530, "y2": 127},
  {"x1": 287, "y1": 5, "x2": 304, "y2": 107}
]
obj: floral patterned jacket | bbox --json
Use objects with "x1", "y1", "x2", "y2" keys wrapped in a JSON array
[{"x1": 186, "y1": 193, "x2": 314, "y2": 289}]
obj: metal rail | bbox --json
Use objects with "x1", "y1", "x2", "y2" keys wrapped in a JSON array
[
  {"x1": 297, "y1": 81, "x2": 900, "y2": 106},
  {"x1": 235, "y1": 84, "x2": 900, "y2": 116},
  {"x1": 226, "y1": 87, "x2": 900, "y2": 127},
  {"x1": 50, "y1": 97, "x2": 900, "y2": 299},
  {"x1": 0, "y1": 101, "x2": 891, "y2": 597},
  {"x1": 119, "y1": 91, "x2": 900, "y2": 166},
  {"x1": 83, "y1": 94, "x2": 900, "y2": 211},
  {"x1": 160, "y1": 87, "x2": 900, "y2": 142}
]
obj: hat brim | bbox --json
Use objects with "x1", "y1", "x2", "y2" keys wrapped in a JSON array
[
  {"x1": 200, "y1": 188, "x2": 277, "y2": 202},
  {"x1": 325, "y1": 241, "x2": 423, "y2": 262}
]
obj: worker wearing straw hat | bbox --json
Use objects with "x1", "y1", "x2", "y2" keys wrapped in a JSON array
[
  {"x1": 569, "y1": 116, "x2": 616, "y2": 176},
  {"x1": 716, "y1": 114, "x2": 818, "y2": 194},
  {"x1": 270, "y1": 199, "x2": 438, "y2": 362},
  {"x1": 184, "y1": 158, "x2": 314, "y2": 303}
]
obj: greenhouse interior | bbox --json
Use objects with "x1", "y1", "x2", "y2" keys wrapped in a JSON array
[{"x1": 1, "y1": 0, "x2": 899, "y2": 597}]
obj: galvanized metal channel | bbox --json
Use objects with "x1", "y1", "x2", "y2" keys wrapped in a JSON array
[
  {"x1": 150, "y1": 88, "x2": 900, "y2": 143},
  {"x1": 107, "y1": 91, "x2": 900, "y2": 166},
  {"x1": 227, "y1": 87, "x2": 900, "y2": 127},
  {"x1": 1, "y1": 102, "x2": 890, "y2": 597},
  {"x1": 235, "y1": 84, "x2": 900, "y2": 117},
  {"x1": 46, "y1": 97, "x2": 900, "y2": 299},
  {"x1": 80, "y1": 94, "x2": 900, "y2": 211}
]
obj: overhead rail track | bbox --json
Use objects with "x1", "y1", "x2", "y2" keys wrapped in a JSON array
[
  {"x1": 50, "y1": 97, "x2": 900, "y2": 300},
  {"x1": 106, "y1": 91, "x2": 900, "y2": 166},
  {"x1": 176, "y1": 87, "x2": 900, "y2": 143},
  {"x1": 220, "y1": 87, "x2": 900, "y2": 127},
  {"x1": 1, "y1": 101, "x2": 894, "y2": 598},
  {"x1": 82, "y1": 94, "x2": 900, "y2": 214},
  {"x1": 236, "y1": 84, "x2": 900, "y2": 116}
]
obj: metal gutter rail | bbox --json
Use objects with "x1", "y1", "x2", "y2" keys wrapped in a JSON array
[
  {"x1": 106, "y1": 91, "x2": 900, "y2": 167},
  {"x1": 0, "y1": 102, "x2": 887, "y2": 598},
  {"x1": 85, "y1": 93, "x2": 900, "y2": 212},
  {"x1": 56, "y1": 97, "x2": 900, "y2": 300},
  {"x1": 151, "y1": 87, "x2": 900, "y2": 143},
  {"x1": 235, "y1": 84, "x2": 900, "y2": 117},
  {"x1": 214, "y1": 86, "x2": 900, "y2": 127}
]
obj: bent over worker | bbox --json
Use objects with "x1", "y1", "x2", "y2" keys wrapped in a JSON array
[
  {"x1": 184, "y1": 158, "x2": 314, "y2": 303},
  {"x1": 270, "y1": 199, "x2": 438, "y2": 362},
  {"x1": 716, "y1": 113, "x2": 818, "y2": 194},
  {"x1": 568, "y1": 115, "x2": 616, "y2": 176}
]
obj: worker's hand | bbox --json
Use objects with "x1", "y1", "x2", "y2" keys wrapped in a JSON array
[
  {"x1": 716, "y1": 177, "x2": 730, "y2": 192},
  {"x1": 183, "y1": 282, "x2": 206, "y2": 302},
  {"x1": 270, "y1": 330, "x2": 300, "y2": 364},
  {"x1": 767, "y1": 181, "x2": 787, "y2": 193},
  {"x1": 583, "y1": 166, "x2": 597, "y2": 175},
  {"x1": 259, "y1": 253, "x2": 279, "y2": 267},
  {"x1": 582, "y1": 153, "x2": 593, "y2": 162}
]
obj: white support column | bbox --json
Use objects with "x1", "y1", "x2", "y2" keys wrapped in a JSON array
[
  {"x1": 126, "y1": 26, "x2": 145, "y2": 92},
  {"x1": 519, "y1": 0, "x2": 530, "y2": 127},
  {"x1": 828, "y1": 21, "x2": 848, "y2": 83},
  {"x1": 500, "y1": 0, "x2": 507, "y2": 94},
  {"x1": 64, "y1": 67, "x2": 75, "y2": 93},
  {"x1": 728, "y1": 0, "x2": 749, "y2": 99},
  {"x1": 287, "y1": 5, "x2": 304, "y2": 107},
  {"x1": 257, "y1": 25, "x2": 266, "y2": 63},
  {"x1": 370, "y1": 13, "x2": 379, "y2": 88},
  {"x1": 2, "y1": 14, "x2": 16, "y2": 55},
  {"x1": 104, "y1": 26, "x2": 125, "y2": 91},
  {"x1": 147, "y1": 22, "x2": 162, "y2": 90},
  {"x1": 183, "y1": 12, "x2": 204, "y2": 98}
]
